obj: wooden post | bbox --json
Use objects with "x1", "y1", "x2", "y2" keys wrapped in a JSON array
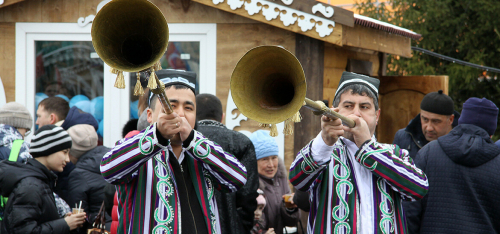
[{"x1": 293, "y1": 34, "x2": 324, "y2": 159}]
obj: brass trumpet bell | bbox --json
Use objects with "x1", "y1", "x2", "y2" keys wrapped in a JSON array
[
  {"x1": 230, "y1": 46, "x2": 307, "y2": 124},
  {"x1": 91, "y1": 0, "x2": 169, "y2": 72}
]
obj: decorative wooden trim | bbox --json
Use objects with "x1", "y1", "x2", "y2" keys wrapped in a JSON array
[
  {"x1": 0, "y1": 0, "x2": 26, "y2": 9},
  {"x1": 192, "y1": 0, "x2": 343, "y2": 46},
  {"x1": 270, "y1": 0, "x2": 354, "y2": 27},
  {"x1": 76, "y1": 0, "x2": 110, "y2": 27},
  {"x1": 225, "y1": 90, "x2": 286, "y2": 159}
]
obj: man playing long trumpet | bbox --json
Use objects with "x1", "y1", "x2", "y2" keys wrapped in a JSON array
[
  {"x1": 100, "y1": 69, "x2": 247, "y2": 234},
  {"x1": 289, "y1": 72, "x2": 429, "y2": 234}
]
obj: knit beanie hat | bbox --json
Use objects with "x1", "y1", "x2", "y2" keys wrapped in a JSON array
[
  {"x1": 420, "y1": 90, "x2": 454, "y2": 115},
  {"x1": 67, "y1": 124, "x2": 98, "y2": 159},
  {"x1": 250, "y1": 130, "x2": 279, "y2": 160},
  {"x1": 0, "y1": 102, "x2": 33, "y2": 131},
  {"x1": 458, "y1": 97, "x2": 498, "y2": 135},
  {"x1": 30, "y1": 125, "x2": 72, "y2": 158}
]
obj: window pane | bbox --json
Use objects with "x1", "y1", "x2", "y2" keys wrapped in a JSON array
[
  {"x1": 129, "y1": 41, "x2": 200, "y2": 120},
  {"x1": 35, "y1": 41, "x2": 104, "y2": 140}
]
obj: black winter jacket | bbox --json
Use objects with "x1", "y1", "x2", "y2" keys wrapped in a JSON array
[
  {"x1": 65, "y1": 146, "x2": 111, "y2": 233},
  {"x1": 393, "y1": 111, "x2": 460, "y2": 160},
  {"x1": 0, "y1": 159, "x2": 70, "y2": 234},
  {"x1": 197, "y1": 120, "x2": 259, "y2": 234},
  {"x1": 405, "y1": 124, "x2": 500, "y2": 234}
]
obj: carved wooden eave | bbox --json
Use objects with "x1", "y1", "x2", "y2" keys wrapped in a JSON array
[
  {"x1": 192, "y1": 0, "x2": 346, "y2": 46},
  {"x1": 0, "y1": 0, "x2": 27, "y2": 8},
  {"x1": 192, "y1": 0, "x2": 418, "y2": 57}
]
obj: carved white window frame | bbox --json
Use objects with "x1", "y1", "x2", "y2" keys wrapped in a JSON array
[{"x1": 15, "y1": 22, "x2": 216, "y2": 146}]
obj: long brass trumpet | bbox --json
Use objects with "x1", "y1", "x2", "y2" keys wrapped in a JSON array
[
  {"x1": 230, "y1": 46, "x2": 355, "y2": 134},
  {"x1": 91, "y1": 0, "x2": 173, "y2": 114}
]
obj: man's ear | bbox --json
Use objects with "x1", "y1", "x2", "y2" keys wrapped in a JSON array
[
  {"x1": 449, "y1": 114, "x2": 455, "y2": 125},
  {"x1": 147, "y1": 108, "x2": 153, "y2": 124},
  {"x1": 375, "y1": 109, "x2": 381, "y2": 125},
  {"x1": 221, "y1": 113, "x2": 225, "y2": 123},
  {"x1": 49, "y1": 113, "x2": 58, "y2": 124}
]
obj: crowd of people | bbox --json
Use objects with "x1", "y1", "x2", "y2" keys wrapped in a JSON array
[{"x1": 0, "y1": 69, "x2": 499, "y2": 234}]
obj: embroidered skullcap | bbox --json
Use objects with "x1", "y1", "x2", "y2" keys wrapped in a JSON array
[
  {"x1": 148, "y1": 69, "x2": 197, "y2": 106},
  {"x1": 250, "y1": 130, "x2": 279, "y2": 160},
  {"x1": 30, "y1": 125, "x2": 72, "y2": 158},
  {"x1": 420, "y1": 90, "x2": 454, "y2": 115},
  {"x1": 333, "y1": 72, "x2": 380, "y2": 101}
]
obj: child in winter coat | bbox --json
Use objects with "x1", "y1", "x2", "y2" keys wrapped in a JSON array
[{"x1": 0, "y1": 125, "x2": 86, "y2": 233}]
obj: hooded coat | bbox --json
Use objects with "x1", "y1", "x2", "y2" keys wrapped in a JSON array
[
  {"x1": 0, "y1": 124, "x2": 31, "y2": 163},
  {"x1": 393, "y1": 111, "x2": 460, "y2": 160},
  {"x1": 405, "y1": 124, "x2": 500, "y2": 234},
  {"x1": 65, "y1": 145, "x2": 112, "y2": 233},
  {"x1": 0, "y1": 159, "x2": 70, "y2": 234}
]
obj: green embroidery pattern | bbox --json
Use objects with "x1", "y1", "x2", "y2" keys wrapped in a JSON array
[
  {"x1": 331, "y1": 148, "x2": 354, "y2": 234},
  {"x1": 153, "y1": 154, "x2": 174, "y2": 233},
  {"x1": 139, "y1": 125, "x2": 154, "y2": 155},
  {"x1": 300, "y1": 149, "x2": 317, "y2": 174},
  {"x1": 194, "y1": 139, "x2": 211, "y2": 158},
  {"x1": 204, "y1": 171, "x2": 218, "y2": 234},
  {"x1": 377, "y1": 178, "x2": 395, "y2": 234}
]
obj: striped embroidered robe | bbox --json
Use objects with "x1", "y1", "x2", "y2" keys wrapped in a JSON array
[
  {"x1": 289, "y1": 138, "x2": 428, "y2": 234},
  {"x1": 100, "y1": 123, "x2": 247, "y2": 234}
]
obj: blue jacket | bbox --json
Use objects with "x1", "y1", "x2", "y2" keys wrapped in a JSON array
[
  {"x1": 393, "y1": 111, "x2": 460, "y2": 160},
  {"x1": 405, "y1": 124, "x2": 500, "y2": 234},
  {"x1": 0, "y1": 124, "x2": 30, "y2": 163}
]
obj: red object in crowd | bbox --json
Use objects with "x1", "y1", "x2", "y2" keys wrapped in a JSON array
[{"x1": 111, "y1": 192, "x2": 118, "y2": 234}]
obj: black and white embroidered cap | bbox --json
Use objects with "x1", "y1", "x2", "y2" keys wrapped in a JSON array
[
  {"x1": 30, "y1": 125, "x2": 72, "y2": 158},
  {"x1": 148, "y1": 69, "x2": 197, "y2": 106},
  {"x1": 333, "y1": 72, "x2": 380, "y2": 101}
]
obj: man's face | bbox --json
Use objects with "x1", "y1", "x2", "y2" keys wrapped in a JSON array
[
  {"x1": 147, "y1": 87, "x2": 196, "y2": 143},
  {"x1": 420, "y1": 109, "x2": 454, "y2": 141},
  {"x1": 36, "y1": 105, "x2": 53, "y2": 128},
  {"x1": 337, "y1": 91, "x2": 380, "y2": 141}
]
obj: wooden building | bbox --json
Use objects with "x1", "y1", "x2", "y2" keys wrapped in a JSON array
[{"x1": 0, "y1": 0, "x2": 445, "y2": 174}]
